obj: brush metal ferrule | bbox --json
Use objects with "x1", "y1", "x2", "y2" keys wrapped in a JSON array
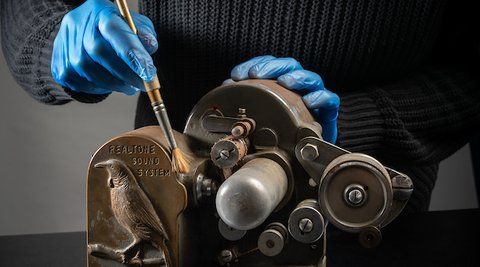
[
  {"x1": 142, "y1": 76, "x2": 178, "y2": 150},
  {"x1": 151, "y1": 101, "x2": 178, "y2": 150}
]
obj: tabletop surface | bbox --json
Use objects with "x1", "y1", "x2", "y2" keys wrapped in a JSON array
[{"x1": 0, "y1": 208, "x2": 479, "y2": 267}]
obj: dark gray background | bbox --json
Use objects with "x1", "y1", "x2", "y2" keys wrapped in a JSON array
[{"x1": 0, "y1": 0, "x2": 477, "y2": 235}]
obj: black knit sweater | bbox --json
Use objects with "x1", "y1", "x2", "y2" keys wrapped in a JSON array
[{"x1": 1, "y1": 0, "x2": 479, "y2": 212}]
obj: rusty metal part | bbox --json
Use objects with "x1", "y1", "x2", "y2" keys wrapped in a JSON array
[
  {"x1": 231, "y1": 120, "x2": 255, "y2": 138},
  {"x1": 210, "y1": 136, "x2": 248, "y2": 168}
]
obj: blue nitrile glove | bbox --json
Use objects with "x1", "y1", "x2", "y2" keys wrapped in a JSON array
[
  {"x1": 51, "y1": 0, "x2": 158, "y2": 95},
  {"x1": 229, "y1": 56, "x2": 339, "y2": 143}
]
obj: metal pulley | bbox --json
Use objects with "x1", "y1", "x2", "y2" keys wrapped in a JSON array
[
  {"x1": 218, "y1": 219, "x2": 247, "y2": 241},
  {"x1": 258, "y1": 223, "x2": 289, "y2": 257},
  {"x1": 288, "y1": 199, "x2": 325, "y2": 244},
  {"x1": 318, "y1": 153, "x2": 393, "y2": 233}
]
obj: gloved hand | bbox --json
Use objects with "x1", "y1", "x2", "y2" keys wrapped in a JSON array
[
  {"x1": 229, "y1": 56, "x2": 339, "y2": 143},
  {"x1": 51, "y1": 0, "x2": 158, "y2": 95}
]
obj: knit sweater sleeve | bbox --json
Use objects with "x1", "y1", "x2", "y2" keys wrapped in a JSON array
[
  {"x1": 337, "y1": 66, "x2": 479, "y2": 165},
  {"x1": 336, "y1": 3, "x2": 480, "y2": 166},
  {"x1": 0, "y1": 0, "x2": 108, "y2": 104}
]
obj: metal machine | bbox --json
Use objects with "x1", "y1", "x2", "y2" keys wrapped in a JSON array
[{"x1": 86, "y1": 80, "x2": 413, "y2": 267}]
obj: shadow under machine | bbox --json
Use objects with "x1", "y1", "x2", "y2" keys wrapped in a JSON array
[{"x1": 86, "y1": 80, "x2": 413, "y2": 266}]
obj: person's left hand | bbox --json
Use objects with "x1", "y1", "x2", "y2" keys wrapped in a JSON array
[{"x1": 227, "y1": 55, "x2": 339, "y2": 143}]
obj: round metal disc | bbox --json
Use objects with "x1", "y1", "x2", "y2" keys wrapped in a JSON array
[
  {"x1": 358, "y1": 226, "x2": 383, "y2": 248},
  {"x1": 318, "y1": 153, "x2": 392, "y2": 233},
  {"x1": 288, "y1": 199, "x2": 325, "y2": 243},
  {"x1": 218, "y1": 219, "x2": 247, "y2": 241},
  {"x1": 258, "y1": 229, "x2": 285, "y2": 257}
]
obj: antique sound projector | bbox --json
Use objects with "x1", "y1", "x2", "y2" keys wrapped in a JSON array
[{"x1": 86, "y1": 80, "x2": 413, "y2": 267}]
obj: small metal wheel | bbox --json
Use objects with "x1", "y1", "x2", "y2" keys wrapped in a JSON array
[{"x1": 318, "y1": 153, "x2": 393, "y2": 233}]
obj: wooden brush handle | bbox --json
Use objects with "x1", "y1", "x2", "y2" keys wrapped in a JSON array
[{"x1": 116, "y1": 0, "x2": 138, "y2": 34}]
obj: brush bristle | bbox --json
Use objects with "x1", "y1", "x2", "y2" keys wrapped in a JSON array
[{"x1": 171, "y1": 148, "x2": 190, "y2": 174}]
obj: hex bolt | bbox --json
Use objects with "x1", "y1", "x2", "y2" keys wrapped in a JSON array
[
  {"x1": 238, "y1": 108, "x2": 247, "y2": 118},
  {"x1": 298, "y1": 218, "x2": 313, "y2": 234},
  {"x1": 300, "y1": 143, "x2": 319, "y2": 161}
]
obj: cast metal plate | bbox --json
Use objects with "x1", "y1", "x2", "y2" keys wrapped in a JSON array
[{"x1": 87, "y1": 126, "x2": 188, "y2": 267}]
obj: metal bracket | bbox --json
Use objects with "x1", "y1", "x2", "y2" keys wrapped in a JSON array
[
  {"x1": 294, "y1": 136, "x2": 349, "y2": 184},
  {"x1": 202, "y1": 114, "x2": 255, "y2": 135}
]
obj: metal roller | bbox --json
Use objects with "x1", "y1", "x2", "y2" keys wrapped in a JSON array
[
  {"x1": 218, "y1": 219, "x2": 247, "y2": 241},
  {"x1": 288, "y1": 199, "x2": 325, "y2": 243},
  {"x1": 215, "y1": 158, "x2": 288, "y2": 230},
  {"x1": 318, "y1": 153, "x2": 393, "y2": 233},
  {"x1": 258, "y1": 223, "x2": 288, "y2": 257}
]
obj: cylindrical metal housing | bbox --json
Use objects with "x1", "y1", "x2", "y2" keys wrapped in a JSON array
[{"x1": 215, "y1": 158, "x2": 288, "y2": 230}]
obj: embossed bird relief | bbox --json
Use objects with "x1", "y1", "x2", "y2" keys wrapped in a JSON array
[{"x1": 88, "y1": 159, "x2": 173, "y2": 267}]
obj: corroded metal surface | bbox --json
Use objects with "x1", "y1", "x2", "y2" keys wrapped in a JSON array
[
  {"x1": 87, "y1": 127, "x2": 187, "y2": 267},
  {"x1": 87, "y1": 80, "x2": 412, "y2": 266}
]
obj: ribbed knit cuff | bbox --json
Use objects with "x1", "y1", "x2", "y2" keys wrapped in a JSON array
[
  {"x1": 336, "y1": 90, "x2": 385, "y2": 155},
  {"x1": 0, "y1": 0, "x2": 112, "y2": 105},
  {"x1": 63, "y1": 87, "x2": 111, "y2": 104},
  {"x1": 42, "y1": 4, "x2": 110, "y2": 105}
]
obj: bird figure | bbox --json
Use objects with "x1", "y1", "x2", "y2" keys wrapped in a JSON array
[{"x1": 95, "y1": 159, "x2": 173, "y2": 266}]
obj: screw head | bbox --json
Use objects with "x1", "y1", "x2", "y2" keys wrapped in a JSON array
[
  {"x1": 344, "y1": 184, "x2": 367, "y2": 207},
  {"x1": 219, "y1": 249, "x2": 233, "y2": 263},
  {"x1": 300, "y1": 143, "x2": 319, "y2": 161},
  {"x1": 231, "y1": 126, "x2": 244, "y2": 137},
  {"x1": 298, "y1": 218, "x2": 313, "y2": 233},
  {"x1": 219, "y1": 149, "x2": 230, "y2": 160},
  {"x1": 348, "y1": 189, "x2": 364, "y2": 205}
]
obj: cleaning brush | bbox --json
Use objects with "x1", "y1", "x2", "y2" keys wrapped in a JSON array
[{"x1": 115, "y1": 0, "x2": 189, "y2": 174}]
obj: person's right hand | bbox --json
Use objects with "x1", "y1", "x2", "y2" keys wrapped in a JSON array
[{"x1": 51, "y1": 0, "x2": 158, "y2": 95}]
